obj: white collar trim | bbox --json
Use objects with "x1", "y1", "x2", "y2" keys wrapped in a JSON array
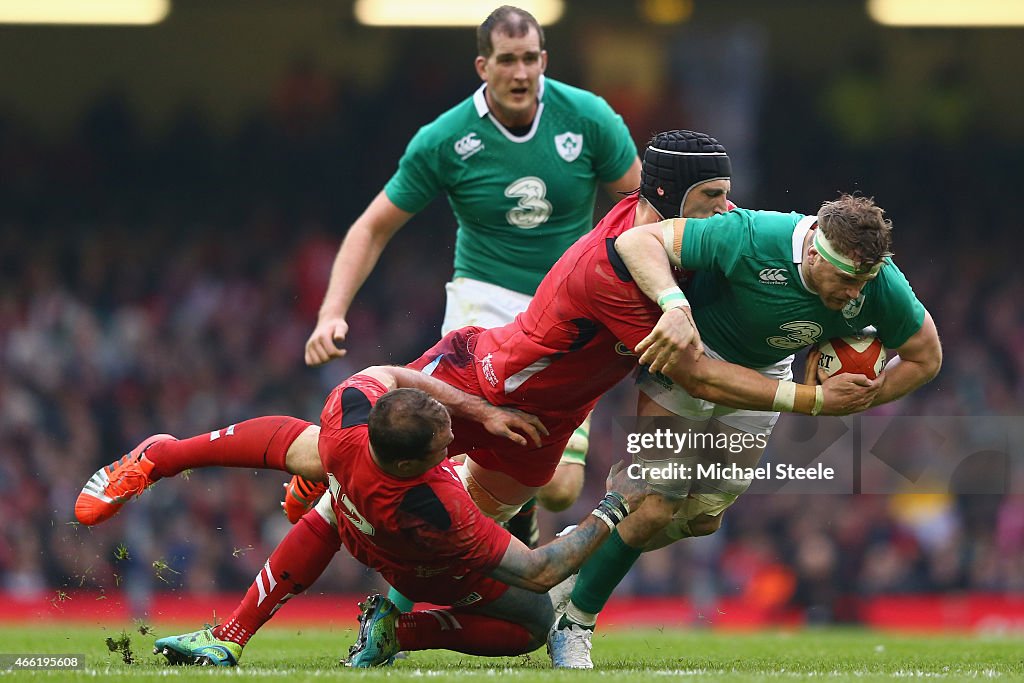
[{"x1": 471, "y1": 76, "x2": 546, "y2": 143}]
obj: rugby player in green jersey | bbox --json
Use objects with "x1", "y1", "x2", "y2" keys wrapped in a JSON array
[
  {"x1": 548, "y1": 194, "x2": 942, "y2": 667},
  {"x1": 296, "y1": 4, "x2": 640, "y2": 608}
]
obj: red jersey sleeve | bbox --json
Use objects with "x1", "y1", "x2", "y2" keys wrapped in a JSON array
[{"x1": 584, "y1": 242, "x2": 662, "y2": 352}]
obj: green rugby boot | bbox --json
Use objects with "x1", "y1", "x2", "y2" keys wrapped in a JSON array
[
  {"x1": 345, "y1": 594, "x2": 400, "y2": 667},
  {"x1": 154, "y1": 628, "x2": 242, "y2": 667}
]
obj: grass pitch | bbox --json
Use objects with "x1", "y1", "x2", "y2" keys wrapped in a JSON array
[{"x1": 3, "y1": 624, "x2": 1021, "y2": 681}]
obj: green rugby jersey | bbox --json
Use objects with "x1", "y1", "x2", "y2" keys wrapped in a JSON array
[
  {"x1": 384, "y1": 77, "x2": 636, "y2": 295},
  {"x1": 681, "y1": 209, "x2": 926, "y2": 368}
]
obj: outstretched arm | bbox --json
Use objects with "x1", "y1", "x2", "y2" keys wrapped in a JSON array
[
  {"x1": 304, "y1": 191, "x2": 413, "y2": 366},
  {"x1": 663, "y1": 352, "x2": 880, "y2": 416},
  {"x1": 360, "y1": 366, "x2": 548, "y2": 448},
  {"x1": 488, "y1": 463, "x2": 647, "y2": 592}
]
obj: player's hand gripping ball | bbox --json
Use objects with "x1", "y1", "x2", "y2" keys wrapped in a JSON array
[{"x1": 817, "y1": 333, "x2": 886, "y2": 379}]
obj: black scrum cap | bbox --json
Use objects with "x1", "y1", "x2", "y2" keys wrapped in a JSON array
[{"x1": 640, "y1": 130, "x2": 731, "y2": 219}]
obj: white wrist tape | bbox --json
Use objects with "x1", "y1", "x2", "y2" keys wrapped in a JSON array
[
  {"x1": 772, "y1": 381, "x2": 797, "y2": 412},
  {"x1": 655, "y1": 286, "x2": 689, "y2": 312}
]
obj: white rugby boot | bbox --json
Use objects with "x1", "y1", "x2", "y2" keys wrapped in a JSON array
[{"x1": 547, "y1": 618, "x2": 594, "y2": 669}]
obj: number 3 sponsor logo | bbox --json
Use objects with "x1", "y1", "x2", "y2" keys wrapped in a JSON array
[
  {"x1": 767, "y1": 321, "x2": 823, "y2": 350},
  {"x1": 505, "y1": 176, "x2": 552, "y2": 229}
]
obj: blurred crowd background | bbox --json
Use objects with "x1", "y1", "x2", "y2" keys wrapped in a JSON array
[{"x1": 2, "y1": 1, "x2": 1023, "y2": 623}]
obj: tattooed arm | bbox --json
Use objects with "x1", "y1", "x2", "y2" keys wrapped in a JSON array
[
  {"x1": 487, "y1": 463, "x2": 647, "y2": 592},
  {"x1": 488, "y1": 515, "x2": 610, "y2": 592}
]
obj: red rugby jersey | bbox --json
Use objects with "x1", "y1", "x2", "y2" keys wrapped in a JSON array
[
  {"x1": 318, "y1": 374, "x2": 511, "y2": 603},
  {"x1": 472, "y1": 194, "x2": 661, "y2": 415}
]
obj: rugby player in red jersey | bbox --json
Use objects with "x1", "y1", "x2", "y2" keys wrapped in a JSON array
[{"x1": 138, "y1": 366, "x2": 647, "y2": 666}]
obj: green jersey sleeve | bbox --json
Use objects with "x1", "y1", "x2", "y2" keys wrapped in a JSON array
[
  {"x1": 866, "y1": 260, "x2": 927, "y2": 349},
  {"x1": 383, "y1": 125, "x2": 447, "y2": 214},
  {"x1": 679, "y1": 210, "x2": 756, "y2": 275},
  {"x1": 586, "y1": 96, "x2": 637, "y2": 184}
]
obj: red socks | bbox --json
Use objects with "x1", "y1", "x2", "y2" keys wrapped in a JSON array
[
  {"x1": 214, "y1": 512, "x2": 340, "y2": 647},
  {"x1": 396, "y1": 611, "x2": 534, "y2": 656},
  {"x1": 146, "y1": 416, "x2": 312, "y2": 479}
]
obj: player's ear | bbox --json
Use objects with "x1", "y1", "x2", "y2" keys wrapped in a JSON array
[
  {"x1": 474, "y1": 55, "x2": 488, "y2": 81},
  {"x1": 393, "y1": 459, "x2": 421, "y2": 477},
  {"x1": 540, "y1": 50, "x2": 548, "y2": 72}
]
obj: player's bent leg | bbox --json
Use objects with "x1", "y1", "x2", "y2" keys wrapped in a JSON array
[
  {"x1": 284, "y1": 425, "x2": 323, "y2": 480},
  {"x1": 472, "y1": 585, "x2": 554, "y2": 649},
  {"x1": 376, "y1": 585, "x2": 551, "y2": 658},
  {"x1": 536, "y1": 462, "x2": 585, "y2": 512},
  {"x1": 549, "y1": 498, "x2": 682, "y2": 669},
  {"x1": 456, "y1": 457, "x2": 538, "y2": 523},
  {"x1": 560, "y1": 495, "x2": 681, "y2": 623},
  {"x1": 281, "y1": 425, "x2": 329, "y2": 523},
  {"x1": 79, "y1": 417, "x2": 316, "y2": 526},
  {"x1": 550, "y1": 392, "x2": 705, "y2": 668},
  {"x1": 643, "y1": 511, "x2": 726, "y2": 552}
]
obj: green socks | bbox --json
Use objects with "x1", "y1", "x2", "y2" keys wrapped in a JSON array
[
  {"x1": 386, "y1": 586, "x2": 415, "y2": 613},
  {"x1": 569, "y1": 529, "x2": 643, "y2": 616}
]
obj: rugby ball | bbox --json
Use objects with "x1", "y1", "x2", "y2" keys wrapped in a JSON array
[{"x1": 817, "y1": 334, "x2": 886, "y2": 379}]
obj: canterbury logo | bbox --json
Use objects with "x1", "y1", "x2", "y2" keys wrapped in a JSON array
[
  {"x1": 614, "y1": 342, "x2": 636, "y2": 356},
  {"x1": 454, "y1": 133, "x2": 483, "y2": 160},
  {"x1": 758, "y1": 268, "x2": 788, "y2": 284}
]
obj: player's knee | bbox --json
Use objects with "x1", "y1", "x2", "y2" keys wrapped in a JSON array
[
  {"x1": 564, "y1": 429, "x2": 589, "y2": 458},
  {"x1": 687, "y1": 512, "x2": 724, "y2": 537},
  {"x1": 454, "y1": 463, "x2": 522, "y2": 522},
  {"x1": 285, "y1": 425, "x2": 324, "y2": 480},
  {"x1": 628, "y1": 495, "x2": 678, "y2": 537},
  {"x1": 500, "y1": 592, "x2": 553, "y2": 649},
  {"x1": 523, "y1": 631, "x2": 547, "y2": 653},
  {"x1": 522, "y1": 603, "x2": 555, "y2": 648},
  {"x1": 536, "y1": 466, "x2": 584, "y2": 512},
  {"x1": 536, "y1": 488, "x2": 575, "y2": 512}
]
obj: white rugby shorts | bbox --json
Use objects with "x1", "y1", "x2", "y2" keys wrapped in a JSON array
[
  {"x1": 636, "y1": 343, "x2": 794, "y2": 436},
  {"x1": 441, "y1": 277, "x2": 533, "y2": 334}
]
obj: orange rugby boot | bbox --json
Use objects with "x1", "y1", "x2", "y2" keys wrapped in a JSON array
[
  {"x1": 281, "y1": 474, "x2": 328, "y2": 524},
  {"x1": 74, "y1": 434, "x2": 175, "y2": 525}
]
